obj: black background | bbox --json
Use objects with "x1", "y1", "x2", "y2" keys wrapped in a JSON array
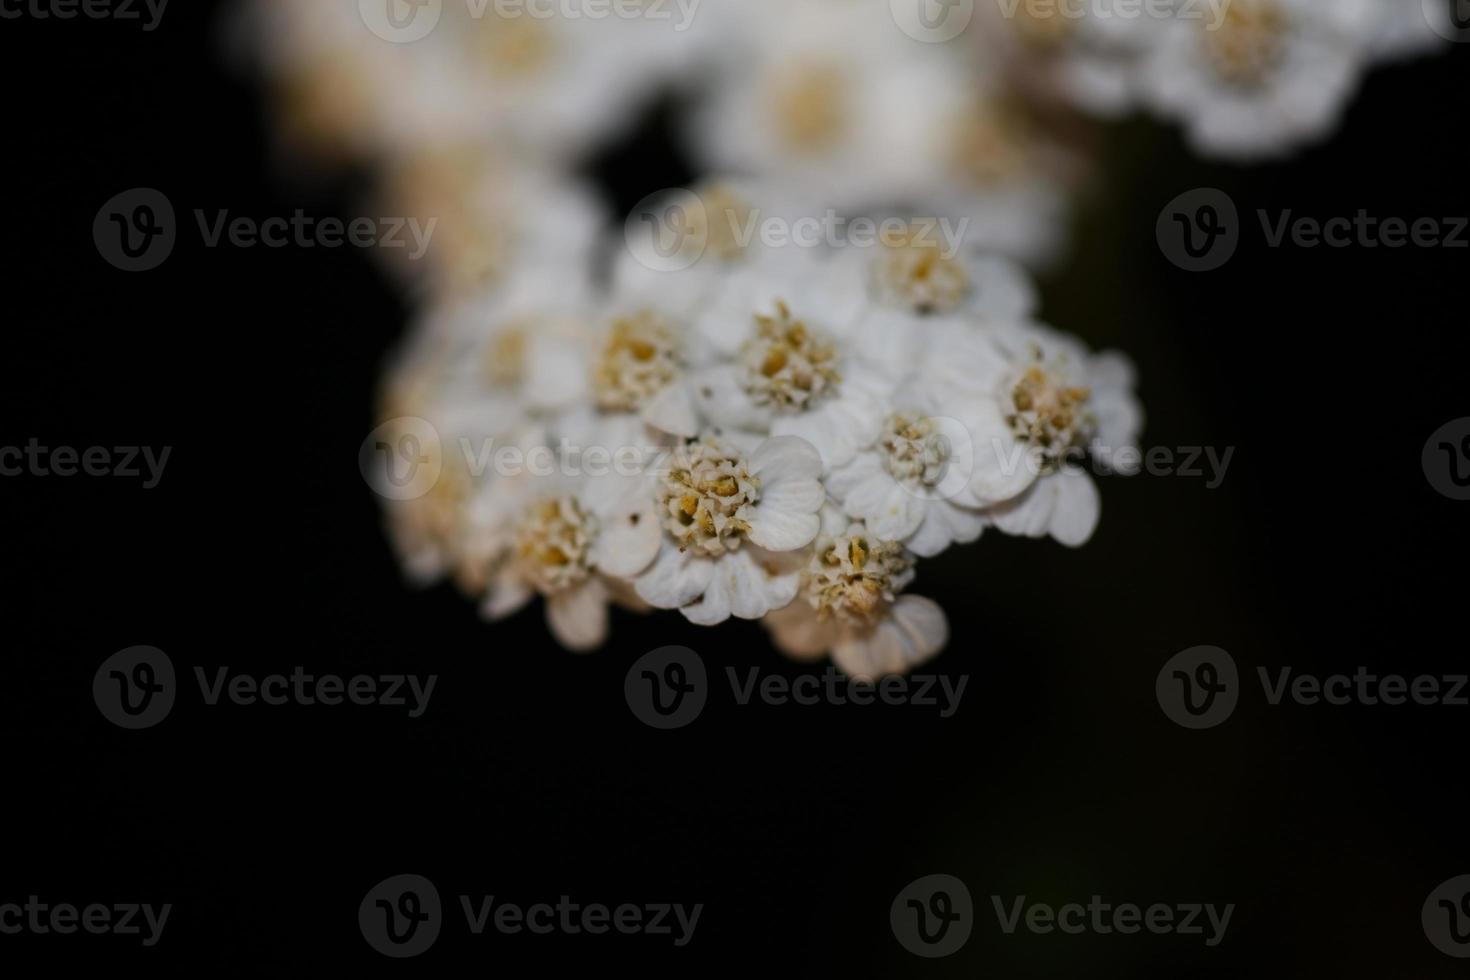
[{"x1": 2, "y1": 2, "x2": 1467, "y2": 975}]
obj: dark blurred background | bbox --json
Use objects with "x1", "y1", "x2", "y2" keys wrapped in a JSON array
[{"x1": 2, "y1": 2, "x2": 1466, "y2": 975}]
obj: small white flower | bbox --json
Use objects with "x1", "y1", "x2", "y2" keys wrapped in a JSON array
[
  {"x1": 375, "y1": 150, "x2": 604, "y2": 303},
  {"x1": 861, "y1": 237, "x2": 1039, "y2": 322},
  {"x1": 1139, "y1": 0, "x2": 1379, "y2": 159},
  {"x1": 685, "y1": 0, "x2": 975, "y2": 209},
  {"x1": 974, "y1": 0, "x2": 1165, "y2": 117},
  {"x1": 483, "y1": 472, "x2": 661, "y2": 651},
  {"x1": 376, "y1": 4, "x2": 692, "y2": 160},
  {"x1": 689, "y1": 255, "x2": 897, "y2": 470},
  {"x1": 764, "y1": 511, "x2": 949, "y2": 678},
  {"x1": 634, "y1": 433, "x2": 825, "y2": 625},
  {"x1": 962, "y1": 321, "x2": 1144, "y2": 547},
  {"x1": 826, "y1": 403, "x2": 989, "y2": 558}
]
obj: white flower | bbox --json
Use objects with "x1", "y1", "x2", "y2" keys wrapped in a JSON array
[
  {"x1": 688, "y1": 254, "x2": 898, "y2": 470},
  {"x1": 920, "y1": 89, "x2": 1082, "y2": 268},
  {"x1": 1367, "y1": 0, "x2": 1450, "y2": 62},
  {"x1": 826, "y1": 403, "x2": 989, "y2": 559},
  {"x1": 1139, "y1": 0, "x2": 1379, "y2": 159},
  {"x1": 375, "y1": 4, "x2": 695, "y2": 160},
  {"x1": 962, "y1": 321, "x2": 1144, "y2": 547},
  {"x1": 375, "y1": 150, "x2": 604, "y2": 303},
  {"x1": 685, "y1": 0, "x2": 976, "y2": 209},
  {"x1": 973, "y1": 0, "x2": 1165, "y2": 117},
  {"x1": 861, "y1": 238, "x2": 1039, "y2": 322},
  {"x1": 764, "y1": 511, "x2": 948, "y2": 678},
  {"x1": 421, "y1": 277, "x2": 594, "y2": 420},
  {"x1": 634, "y1": 433, "x2": 825, "y2": 625},
  {"x1": 483, "y1": 472, "x2": 661, "y2": 651}
]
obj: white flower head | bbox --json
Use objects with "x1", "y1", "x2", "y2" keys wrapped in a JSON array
[
  {"x1": 764, "y1": 510, "x2": 949, "y2": 678},
  {"x1": 634, "y1": 432, "x2": 825, "y2": 625},
  {"x1": 483, "y1": 470, "x2": 661, "y2": 651},
  {"x1": 686, "y1": 0, "x2": 977, "y2": 209},
  {"x1": 963, "y1": 321, "x2": 1144, "y2": 547},
  {"x1": 1140, "y1": 0, "x2": 1379, "y2": 159},
  {"x1": 974, "y1": 0, "x2": 1167, "y2": 117},
  {"x1": 689, "y1": 253, "x2": 899, "y2": 470},
  {"x1": 375, "y1": 149, "x2": 604, "y2": 303}
]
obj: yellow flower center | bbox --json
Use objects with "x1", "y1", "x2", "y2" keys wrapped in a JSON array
[
  {"x1": 771, "y1": 62, "x2": 848, "y2": 154},
  {"x1": 740, "y1": 300, "x2": 842, "y2": 413},
  {"x1": 593, "y1": 310, "x2": 681, "y2": 413},
  {"x1": 807, "y1": 527, "x2": 912, "y2": 628},
  {"x1": 514, "y1": 497, "x2": 597, "y2": 595},
  {"x1": 1203, "y1": 0, "x2": 1288, "y2": 88},
  {"x1": 658, "y1": 438, "x2": 760, "y2": 556}
]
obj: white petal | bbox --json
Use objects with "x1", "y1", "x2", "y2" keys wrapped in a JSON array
[
  {"x1": 641, "y1": 379, "x2": 700, "y2": 438},
  {"x1": 763, "y1": 602, "x2": 833, "y2": 661},
  {"x1": 546, "y1": 579, "x2": 609, "y2": 652},
  {"x1": 634, "y1": 543, "x2": 714, "y2": 609},
  {"x1": 1047, "y1": 470, "x2": 1101, "y2": 548},
  {"x1": 591, "y1": 500, "x2": 662, "y2": 579},
  {"x1": 749, "y1": 434, "x2": 824, "y2": 483},
  {"x1": 988, "y1": 480, "x2": 1055, "y2": 540},
  {"x1": 906, "y1": 501, "x2": 986, "y2": 558},
  {"x1": 683, "y1": 547, "x2": 801, "y2": 625},
  {"x1": 483, "y1": 570, "x2": 534, "y2": 620}
]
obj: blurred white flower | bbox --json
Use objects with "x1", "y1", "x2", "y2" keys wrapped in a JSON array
[
  {"x1": 1139, "y1": 0, "x2": 1379, "y2": 159},
  {"x1": 482, "y1": 472, "x2": 661, "y2": 651}
]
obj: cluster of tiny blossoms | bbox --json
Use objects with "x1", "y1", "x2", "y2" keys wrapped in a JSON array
[
  {"x1": 977, "y1": 0, "x2": 1449, "y2": 159},
  {"x1": 373, "y1": 204, "x2": 1143, "y2": 676},
  {"x1": 241, "y1": 0, "x2": 1439, "y2": 675}
]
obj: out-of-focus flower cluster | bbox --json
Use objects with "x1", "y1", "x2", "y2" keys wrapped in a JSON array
[{"x1": 242, "y1": 0, "x2": 1445, "y2": 674}]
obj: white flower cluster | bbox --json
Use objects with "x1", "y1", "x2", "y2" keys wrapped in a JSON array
[
  {"x1": 238, "y1": 0, "x2": 1440, "y2": 674},
  {"x1": 374, "y1": 212, "x2": 1142, "y2": 676},
  {"x1": 976, "y1": 0, "x2": 1449, "y2": 159}
]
